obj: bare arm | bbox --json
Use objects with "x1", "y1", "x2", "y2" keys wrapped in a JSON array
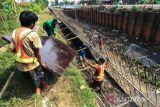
[
  {"x1": 34, "y1": 48, "x2": 42, "y2": 65},
  {"x1": 85, "y1": 59, "x2": 94, "y2": 67},
  {"x1": 10, "y1": 41, "x2": 16, "y2": 53}
]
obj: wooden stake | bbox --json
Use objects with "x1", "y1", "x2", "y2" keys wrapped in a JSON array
[
  {"x1": 64, "y1": 32, "x2": 72, "y2": 38},
  {"x1": 0, "y1": 72, "x2": 15, "y2": 99},
  {"x1": 66, "y1": 36, "x2": 78, "y2": 41},
  {"x1": 76, "y1": 47, "x2": 88, "y2": 52},
  {"x1": 61, "y1": 27, "x2": 68, "y2": 31},
  {"x1": 79, "y1": 66, "x2": 91, "y2": 71}
]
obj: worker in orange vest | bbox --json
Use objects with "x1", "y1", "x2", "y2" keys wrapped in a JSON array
[
  {"x1": 86, "y1": 58, "x2": 109, "y2": 93},
  {"x1": 10, "y1": 10, "x2": 50, "y2": 95}
]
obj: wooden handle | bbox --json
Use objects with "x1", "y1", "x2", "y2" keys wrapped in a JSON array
[{"x1": 0, "y1": 72, "x2": 15, "y2": 99}]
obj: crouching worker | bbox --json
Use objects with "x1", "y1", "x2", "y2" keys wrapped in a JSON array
[
  {"x1": 10, "y1": 10, "x2": 50, "y2": 95},
  {"x1": 43, "y1": 18, "x2": 58, "y2": 37},
  {"x1": 85, "y1": 58, "x2": 109, "y2": 93}
]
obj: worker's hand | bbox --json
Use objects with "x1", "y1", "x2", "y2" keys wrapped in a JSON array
[
  {"x1": 105, "y1": 63, "x2": 109, "y2": 68},
  {"x1": 58, "y1": 20, "x2": 61, "y2": 23}
]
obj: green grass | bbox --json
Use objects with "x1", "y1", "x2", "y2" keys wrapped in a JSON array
[
  {"x1": 0, "y1": 38, "x2": 8, "y2": 47},
  {"x1": 65, "y1": 61, "x2": 96, "y2": 107},
  {"x1": 0, "y1": 51, "x2": 38, "y2": 107},
  {"x1": 55, "y1": 32, "x2": 67, "y2": 43},
  {"x1": 0, "y1": 51, "x2": 15, "y2": 87}
]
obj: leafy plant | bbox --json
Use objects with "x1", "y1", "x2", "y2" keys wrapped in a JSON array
[
  {"x1": 131, "y1": 6, "x2": 138, "y2": 12},
  {"x1": 114, "y1": 6, "x2": 124, "y2": 14},
  {"x1": 0, "y1": 0, "x2": 48, "y2": 35},
  {"x1": 108, "y1": 6, "x2": 118, "y2": 12}
]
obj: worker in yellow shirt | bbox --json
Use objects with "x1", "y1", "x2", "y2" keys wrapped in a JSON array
[{"x1": 10, "y1": 10, "x2": 50, "y2": 95}]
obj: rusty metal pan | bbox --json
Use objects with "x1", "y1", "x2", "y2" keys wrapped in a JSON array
[{"x1": 2, "y1": 35, "x2": 75, "y2": 75}]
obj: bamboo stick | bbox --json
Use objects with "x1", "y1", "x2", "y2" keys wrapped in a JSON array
[{"x1": 0, "y1": 72, "x2": 15, "y2": 99}]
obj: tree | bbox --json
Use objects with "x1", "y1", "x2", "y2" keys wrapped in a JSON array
[
  {"x1": 55, "y1": 0, "x2": 59, "y2": 5},
  {"x1": 0, "y1": 0, "x2": 48, "y2": 34},
  {"x1": 70, "y1": 1, "x2": 75, "y2": 4}
]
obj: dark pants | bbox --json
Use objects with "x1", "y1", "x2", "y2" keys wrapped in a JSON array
[
  {"x1": 43, "y1": 24, "x2": 53, "y2": 37},
  {"x1": 92, "y1": 80, "x2": 103, "y2": 91},
  {"x1": 23, "y1": 66, "x2": 45, "y2": 87}
]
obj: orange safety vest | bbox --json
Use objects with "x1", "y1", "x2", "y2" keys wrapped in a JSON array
[
  {"x1": 14, "y1": 27, "x2": 37, "y2": 64},
  {"x1": 95, "y1": 64, "x2": 105, "y2": 81}
]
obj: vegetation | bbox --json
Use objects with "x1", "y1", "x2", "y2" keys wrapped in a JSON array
[
  {"x1": 55, "y1": 0, "x2": 59, "y2": 5},
  {"x1": 65, "y1": 63, "x2": 96, "y2": 107},
  {"x1": 130, "y1": 6, "x2": 138, "y2": 12},
  {"x1": 58, "y1": 0, "x2": 75, "y2": 6},
  {"x1": 0, "y1": 0, "x2": 48, "y2": 35},
  {"x1": 0, "y1": 0, "x2": 48, "y2": 45}
]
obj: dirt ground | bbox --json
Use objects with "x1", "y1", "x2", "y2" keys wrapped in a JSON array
[{"x1": 41, "y1": 76, "x2": 78, "y2": 107}]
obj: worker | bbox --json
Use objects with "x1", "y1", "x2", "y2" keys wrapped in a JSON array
[
  {"x1": 98, "y1": 35, "x2": 104, "y2": 51},
  {"x1": 43, "y1": 18, "x2": 58, "y2": 37},
  {"x1": 85, "y1": 58, "x2": 109, "y2": 93},
  {"x1": 10, "y1": 10, "x2": 50, "y2": 95},
  {"x1": 78, "y1": 45, "x2": 86, "y2": 67},
  {"x1": 92, "y1": 33, "x2": 98, "y2": 47},
  {"x1": 98, "y1": 35, "x2": 107, "y2": 58}
]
